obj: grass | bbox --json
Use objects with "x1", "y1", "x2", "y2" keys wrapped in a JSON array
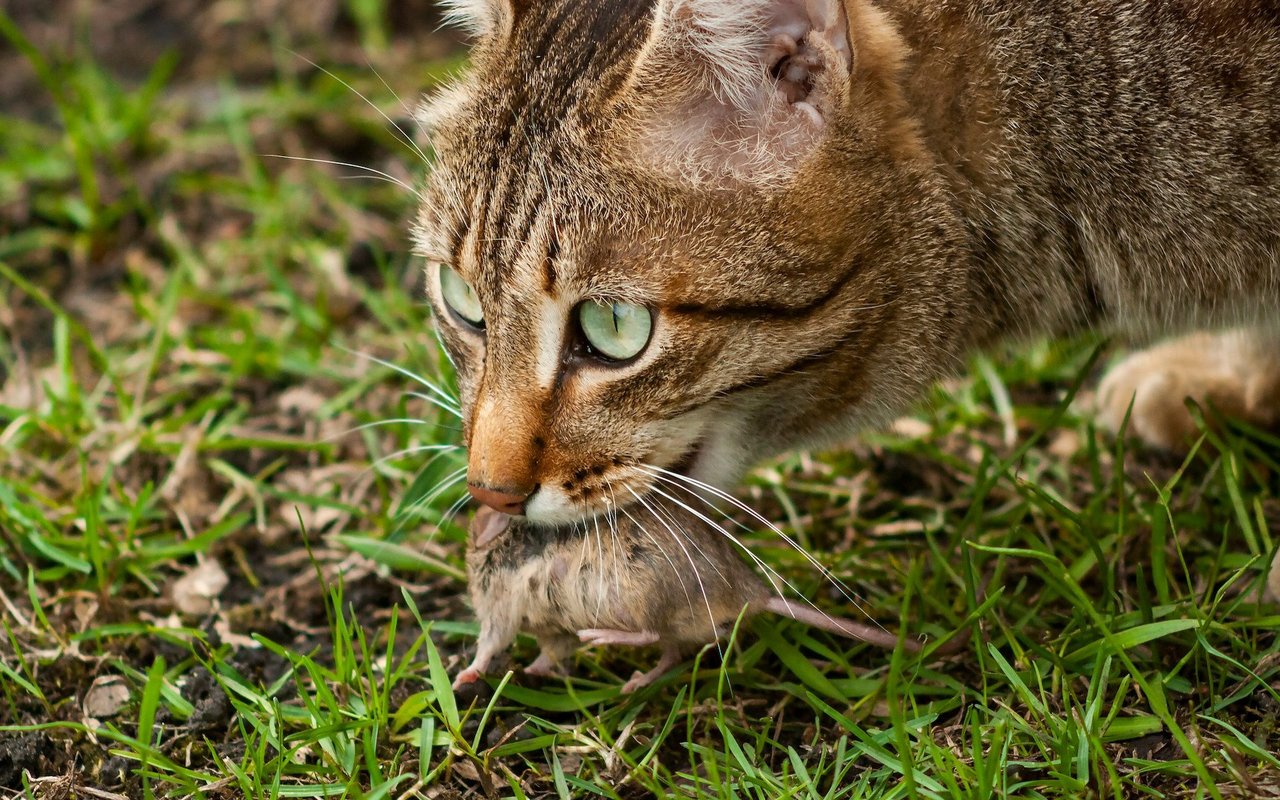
[{"x1": 1, "y1": 3, "x2": 1277, "y2": 798}]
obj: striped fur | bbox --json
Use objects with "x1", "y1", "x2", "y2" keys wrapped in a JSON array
[{"x1": 418, "y1": 0, "x2": 1280, "y2": 526}]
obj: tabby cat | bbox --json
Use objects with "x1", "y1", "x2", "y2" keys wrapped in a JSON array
[{"x1": 413, "y1": 0, "x2": 1279, "y2": 579}]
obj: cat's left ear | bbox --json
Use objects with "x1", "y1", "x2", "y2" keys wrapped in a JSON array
[{"x1": 628, "y1": 0, "x2": 853, "y2": 185}]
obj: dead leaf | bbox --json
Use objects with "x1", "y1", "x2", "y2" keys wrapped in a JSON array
[
  {"x1": 451, "y1": 757, "x2": 497, "y2": 796},
  {"x1": 212, "y1": 617, "x2": 262, "y2": 651},
  {"x1": 1268, "y1": 550, "x2": 1280, "y2": 604},
  {"x1": 83, "y1": 676, "x2": 131, "y2": 720},
  {"x1": 172, "y1": 559, "x2": 229, "y2": 616},
  {"x1": 71, "y1": 594, "x2": 100, "y2": 632},
  {"x1": 891, "y1": 417, "x2": 933, "y2": 440},
  {"x1": 278, "y1": 386, "x2": 326, "y2": 417},
  {"x1": 1048, "y1": 430, "x2": 1082, "y2": 460},
  {"x1": 868, "y1": 520, "x2": 927, "y2": 537}
]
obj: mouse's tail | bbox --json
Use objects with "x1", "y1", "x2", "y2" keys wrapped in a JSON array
[
  {"x1": 761, "y1": 597, "x2": 918, "y2": 651},
  {"x1": 761, "y1": 597, "x2": 977, "y2": 656}
]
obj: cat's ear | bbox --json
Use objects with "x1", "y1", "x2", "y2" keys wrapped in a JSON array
[
  {"x1": 438, "y1": 0, "x2": 530, "y2": 38},
  {"x1": 630, "y1": 0, "x2": 853, "y2": 185}
]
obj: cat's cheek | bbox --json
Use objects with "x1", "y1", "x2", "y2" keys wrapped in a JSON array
[{"x1": 683, "y1": 414, "x2": 756, "y2": 489}]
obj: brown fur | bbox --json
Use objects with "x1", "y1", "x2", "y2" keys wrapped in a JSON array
[{"x1": 416, "y1": 0, "x2": 1279, "y2": 531}]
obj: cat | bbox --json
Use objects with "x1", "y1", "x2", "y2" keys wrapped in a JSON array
[{"x1": 412, "y1": 0, "x2": 1279, "y2": 583}]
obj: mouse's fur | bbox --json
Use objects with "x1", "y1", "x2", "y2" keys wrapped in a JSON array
[{"x1": 455, "y1": 505, "x2": 926, "y2": 692}]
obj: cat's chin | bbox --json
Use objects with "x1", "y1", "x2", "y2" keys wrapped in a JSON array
[
  {"x1": 520, "y1": 450, "x2": 707, "y2": 527},
  {"x1": 520, "y1": 424, "x2": 750, "y2": 528}
]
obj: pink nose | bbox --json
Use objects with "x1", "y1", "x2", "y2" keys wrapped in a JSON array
[{"x1": 468, "y1": 484, "x2": 532, "y2": 515}]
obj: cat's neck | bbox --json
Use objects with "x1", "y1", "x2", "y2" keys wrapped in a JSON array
[{"x1": 880, "y1": 0, "x2": 1099, "y2": 344}]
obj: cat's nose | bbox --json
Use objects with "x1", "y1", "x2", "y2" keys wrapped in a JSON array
[{"x1": 468, "y1": 484, "x2": 533, "y2": 516}]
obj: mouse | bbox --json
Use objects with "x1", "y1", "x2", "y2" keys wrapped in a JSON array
[{"x1": 453, "y1": 500, "x2": 952, "y2": 693}]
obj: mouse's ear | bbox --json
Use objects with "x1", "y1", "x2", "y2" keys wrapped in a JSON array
[
  {"x1": 625, "y1": 0, "x2": 853, "y2": 186},
  {"x1": 438, "y1": 0, "x2": 532, "y2": 39}
]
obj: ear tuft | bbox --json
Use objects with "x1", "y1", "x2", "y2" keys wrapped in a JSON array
[
  {"x1": 661, "y1": 1, "x2": 775, "y2": 110},
  {"x1": 438, "y1": 0, "x2": 497, "y2": 36},
  {"x1": 632, "y1": 0, "x2": 853, "y2": 186},
  {"x1": 438, "y1": 0, "x2": 532, "y2": 38}
]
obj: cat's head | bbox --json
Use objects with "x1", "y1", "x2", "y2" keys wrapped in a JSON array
[{"x1": 415, "y1": 0, "x2": 970, "y2": 524}]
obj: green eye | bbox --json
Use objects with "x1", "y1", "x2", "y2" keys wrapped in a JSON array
[
  {"x1": 439, "y1": 265, "x2": 484, "y2": 327},
  {"x1": 578, "y1": 301, "x2": 653, "y2": 362}
]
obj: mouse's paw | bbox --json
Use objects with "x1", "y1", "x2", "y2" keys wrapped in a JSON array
[
  {"x1": 524, "y1": 652, "x2": 567, "y2": 679},
  {"x1": 577, "y1": 629, "x2": 661, "y2": 648},
  {"x1": 621, "y1": 648, "x2": 684, "y2": 694},
  {"x1": 1096, "y1": 331, "x2": 1280, "y2": 451},
  {"x1": 452, "y1": 666, "x2": 484, "y2": 690},
  {"x1": 622, "y1": 670, "x2": 658, "y2": 694}
]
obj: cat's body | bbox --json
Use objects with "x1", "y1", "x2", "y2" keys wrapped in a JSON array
[
  {"x1": 888, "y1": 0, "x2": 1280, "y2": 341},
  {"x1": 417, "y1": 0, "x2": 1278, "y2": 535}
]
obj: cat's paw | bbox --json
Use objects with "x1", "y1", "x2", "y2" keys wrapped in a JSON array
[{"x1": 1096, "y1": 332, "x2": 1280, "y2": 451}]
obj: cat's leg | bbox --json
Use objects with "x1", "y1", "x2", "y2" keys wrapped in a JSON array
[
  {"x1": 1096, "y1": 329, "x2": 1280, "y2": 451},
  {"x1": 1099, "y1": 329, "x2": 1280, "y2": 606}
]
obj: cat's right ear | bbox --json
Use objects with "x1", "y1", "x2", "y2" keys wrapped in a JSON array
[
  {"x1": 625, "y1": 0, "x2": 856, "y2": 186},
  {"x1": 438, "y1": 0, "x2": 529, "y2": 39}
]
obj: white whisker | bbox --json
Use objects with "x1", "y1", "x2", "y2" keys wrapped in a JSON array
[
  {"x1": 638, "y1": 479, "x2": 875, "y2": 635},
  {"x1": 603, "y1": 482, "x2": 624, "y2": 610},
  {"x1": 396, "y1": 466, "x2": 470, "y2": 518},
  {"x1": 289, "y1": 50, "x2": 431, "y2": 166},
  {"x1": 616, "y1": 502, "x2": 697, "y2": 618},
  {"x1": 363, "y1": 59, "x2": 433, "y2": 164},
  {"x1": 432, "y1": 326, "x2": 459, "y2": 371},
  {"x1": 341, "y1": 346, "x2": 463, "y2": 419},
  {"x1": 627, "y1": 487, "x2": 724, "y2": 665},
  {"x1": 404, "y1": 390, "x2": 464, "y2": 419},
  {"x1": 641, "y1": 464, "x2": 882, "y2": 629},
  {"x1": 389, "y1": 466, "x2": 469, "y2": 538},
  {"x1": 591, "y1": 509, "x2": 609, "y2": 622},
  {"x1": 370, "y1": 444, "x2": 461, "y2": 468},
  {"x1": 263, "y1": 154, "x2": 421, "y2": 198},
  {"x1": 402, "y1": 378, "x2": 462, "y2": 410},
  {"x1": 646, "y1": 494, "x2": 732, "y2": 588},
  {"x1": 426, "y1": 490, "x2": 474, "y2": 543},
  {"x1": 326, "y1": 418, "x2": 436, "y2": 441},
  {"x1": 349, "y1": 442, "x2": 462, "y2": 488},
  {"x1": 640, "y1": 481, "x2": 791, "y2": 599}
]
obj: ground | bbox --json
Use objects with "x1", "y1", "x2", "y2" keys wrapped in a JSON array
[{"x1": 1, "y1": 2, "x2": 1278, "y2": 798}]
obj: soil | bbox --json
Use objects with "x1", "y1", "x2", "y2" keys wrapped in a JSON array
[{"x1": 0, "y1": 0, "x2": 470, "y2": 792}]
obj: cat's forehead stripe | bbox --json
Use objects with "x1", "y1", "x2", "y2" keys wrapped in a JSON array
[
  {"x1": 472, "y1": 168, "x2": 562, "y2": 297},
  {"x1": 500, "y1": 0, "x2": 655, "y2": 135}
]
